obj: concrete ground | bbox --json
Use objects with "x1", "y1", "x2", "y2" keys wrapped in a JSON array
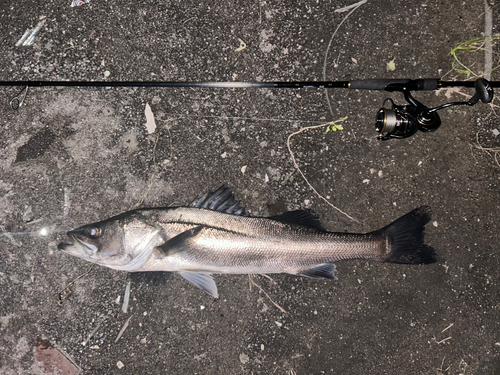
[{"x1": 1, "y1": 1, "x2": 499, "y2": 374}]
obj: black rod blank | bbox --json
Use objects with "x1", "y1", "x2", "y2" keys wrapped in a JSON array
[{"x1": 1, "y1": 79, "x2": 499, "y2": 91}]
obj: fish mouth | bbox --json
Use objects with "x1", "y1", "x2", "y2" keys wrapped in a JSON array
[
  {"x1": 57, "y1": 235, "x2": 94, "y2": 258},
  {"x1": 57, "y1": 242, "x2": 71, "y2": 251}
]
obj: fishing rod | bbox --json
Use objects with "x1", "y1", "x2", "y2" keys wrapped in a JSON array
[{"x1": 1, "y1": 77, "x2": 496, "y2": 140}]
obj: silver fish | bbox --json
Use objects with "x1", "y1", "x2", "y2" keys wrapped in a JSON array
[{"x1": 58, "y1": 187, "x2": 436, "y2": 298}]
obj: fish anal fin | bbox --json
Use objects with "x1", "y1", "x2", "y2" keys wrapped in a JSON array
[
  {"x1": 179, "y1": 272, "x2": 219, "y2": 298},
  {"x1": 297, "y1": 263, "x2": 337, "y2": 280},
  {"x1": 157, "y1": 226, "x2": 203, "y2": 256},
  {"x1": 271, "y1": 210, "x2": 326, "y2": 231}
]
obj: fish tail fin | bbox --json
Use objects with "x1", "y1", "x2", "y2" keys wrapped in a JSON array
[{"x1": 376, "y1": 206, "x2": 436, "y2": 265}]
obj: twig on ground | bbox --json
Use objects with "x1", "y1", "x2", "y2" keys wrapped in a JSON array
[
  {"x1": 57, "y1": 264, "x2": 96, "y2": 305},
  {"x1": 287, "y1": 118, "x2": 359, "y2": 223},
  {"x1": 249, "y1": 275, "x2": 288, "y2": 314}
]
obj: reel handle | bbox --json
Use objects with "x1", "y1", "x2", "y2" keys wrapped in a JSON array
[{"x1": 468, "y1": 78, "x2": 493, "y2": 105}]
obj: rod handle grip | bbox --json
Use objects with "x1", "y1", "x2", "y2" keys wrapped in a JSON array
[{"x1": 349, "y1": 79, "x2": 439, "y2": 91}]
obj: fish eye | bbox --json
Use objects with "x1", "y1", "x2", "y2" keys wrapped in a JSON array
[{"x1": 87, "y1": 227, "x2": 101, "y2": 238}]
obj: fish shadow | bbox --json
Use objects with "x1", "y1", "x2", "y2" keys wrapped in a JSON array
[{"x1": 128, "y1": 271, "x2": 174, "y2": 285}]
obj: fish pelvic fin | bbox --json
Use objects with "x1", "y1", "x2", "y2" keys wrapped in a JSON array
[
  {"x1": 188, "y1": 186, "x2": 248, "y2": 216},
  {"x1": 376, "y1": 206, "x2": 436, "y2": 265},
  {"x1": 179, "y1": 272, "x2": 218, "y2": 298}
]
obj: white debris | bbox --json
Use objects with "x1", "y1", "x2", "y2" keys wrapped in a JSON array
[
  {"x1": 241, "y1": 165, "x2": 247, "y2": 174},
  {"x1": 200, "y1": 305, "x2": 205, "y2": 310},
  {"x1": 275, "y1": 321, "x2": 282, "y2": 327},
  {"x1": 261, "y1": 344, "x2": 264, "y2": 351},
  {"x1": 71, "y1": 0, "x2": 91, "y2": 6},
  {"x1": 362, "y1": 179, "x2": 370, "y2": 184},
  {"x1": 115, "y1": 316, "x2": 133, "y2": 343},
  {"x1": 235, "y1": 37, "x2": 247, "y2": 52},
  {"x1": 433, "y1": 221, "x2": 439, "y2": 227},
  {"x1": 492, "y1": 129, "x2": 499, "y2": 136},
  {"x1": 16, "y1": 19, "x2": 46, "y2": 47},
  {"x1": 63, "y1": 187, "x2": 71, "y2": 216},
  {"x1": 264, "y1": 173, "x2": 269, "y2": 183},
  {"x1": 115, "y1": 296, "x2": 121, "y2": 304},
  {"x1": 116, "y1": 361, "x2": 124, "y2": 369},
  {"x1": 387, "y1": 58, "x2": 396, "y2": 72},
  {"x1": 144, "y1": 103, "x2": 157, "y2": 134},
  {"x1": 221, "y1": 152, "x2": 227, "y2": 158},
  {"x1": 239, "y1": 353, "x2": 250, "y2": 364},
  {"x1": 122, "y1": 282, "x2": 131, "y2": 313},
  {"x1": 82, "y1": 322, "x2": 101, "y2": 346},
  {"x1": 104, "y1": 70, "x2": 111, "y2": 78}
]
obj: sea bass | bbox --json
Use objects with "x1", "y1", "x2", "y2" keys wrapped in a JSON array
[{"x1": 58, "y1": 187, "x2": 436, "y2": 298}]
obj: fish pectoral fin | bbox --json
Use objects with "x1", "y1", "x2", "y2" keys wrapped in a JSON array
[
  {"x1": 157, "y1": 226, "x2": 204, "y2": 256},
  {"x1": 179, "y1": 272, "x2": 219, "y2": 298},
  {"x1": 297, "y1": 263, "x2": 337, "y2": 280}
]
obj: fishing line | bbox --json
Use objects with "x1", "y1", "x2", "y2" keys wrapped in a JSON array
[
  {"x1": 0, "y1": 228, "x2": 68, "y2": 237},
  {"x1": 1, "y1": 77, "x2": 497, "y2": 140}
]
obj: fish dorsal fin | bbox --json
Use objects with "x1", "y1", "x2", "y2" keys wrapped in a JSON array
[
  {"x1": 188, "y1": 186, "x2": 248, "y2": 216},
  {"x1": 270, "y1": 210, "x2": 326, "y2": 231}
]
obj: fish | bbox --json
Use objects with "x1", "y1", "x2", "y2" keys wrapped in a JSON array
[{"x1": 58, "y1": 186, "x2": 436, "y2": 298}]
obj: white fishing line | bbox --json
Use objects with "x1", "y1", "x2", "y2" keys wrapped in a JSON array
[
  {"x1": 0, "y1": 228, "x2": 67, "y2": 237},
  {"x1": 484, "y1": 0, "x2": 493, "y2": 80},
  {"x1": 323, "y1": 0, "x2": 368, "y2": 119}
]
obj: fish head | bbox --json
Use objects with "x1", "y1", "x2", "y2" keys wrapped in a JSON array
[{"x1": 58, "y1": 212, "x2": 160, "y2": 271}]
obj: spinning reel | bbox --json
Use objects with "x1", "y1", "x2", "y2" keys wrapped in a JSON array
[{"x1": 375, "y1": 78, "x2": 494, "y2": 140}]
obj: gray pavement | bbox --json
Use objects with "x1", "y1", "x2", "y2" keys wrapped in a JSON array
[{"x1": 0, "y1": 1, "x2": 499, "y2": 374}]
